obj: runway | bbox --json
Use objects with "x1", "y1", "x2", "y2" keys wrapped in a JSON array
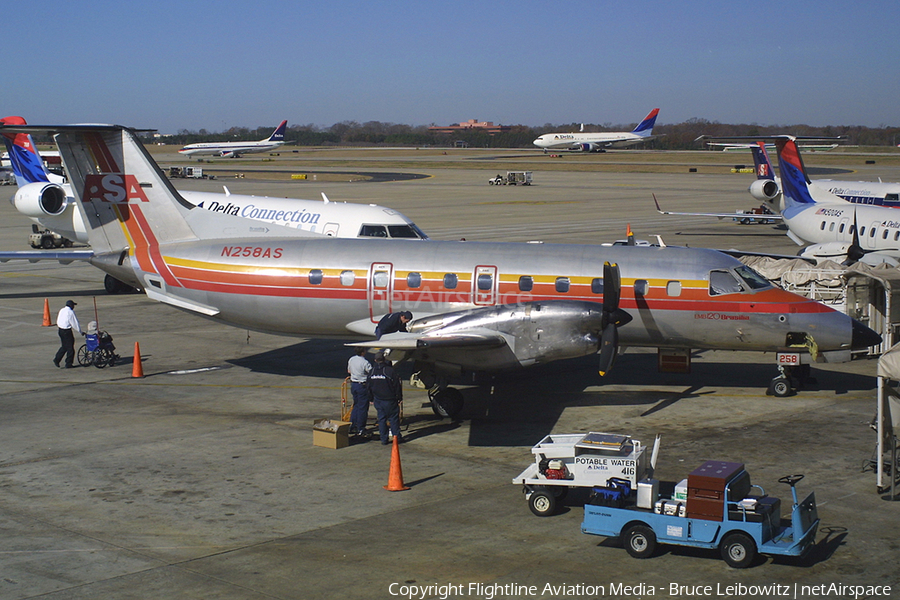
[{"x1": 1, "y1": 148, "x2": 898, "y2": 599}]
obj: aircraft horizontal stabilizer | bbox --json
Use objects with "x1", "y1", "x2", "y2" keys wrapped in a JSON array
[
  {"x1": 144, "y1": 288, "x2": 220, "y2": 316},
  {"x1": 0, "y1": 250, "x2": 94, "y2": 264}
]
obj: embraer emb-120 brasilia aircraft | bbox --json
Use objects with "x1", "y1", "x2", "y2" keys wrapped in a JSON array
[
  {"x1": 0, "y1": 123, "x2": 878, "y2": 417},
  {"x1": 178, "y1": 120, "x2": 290, "y2": 158}
]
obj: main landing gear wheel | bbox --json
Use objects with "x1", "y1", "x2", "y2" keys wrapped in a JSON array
[{"x1": 429, "y1": 387, "x2": 464, "y2": 419}]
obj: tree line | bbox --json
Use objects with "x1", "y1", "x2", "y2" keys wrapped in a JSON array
[{"x1": 156, "y1": 118, "x2": 900, "y2": 149}]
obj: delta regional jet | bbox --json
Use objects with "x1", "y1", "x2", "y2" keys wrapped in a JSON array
[
  {"x1": 178, "y1": 120, "x2": 290, "y2": 158},
  {"x1": 0, "y1": 122, "x2": 878, "y2": 417},
  {"x1": 533, "y1": 109, "x2": 660, "y2": 152}
]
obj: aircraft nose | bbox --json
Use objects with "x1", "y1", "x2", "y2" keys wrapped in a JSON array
[{"x1": 851, "y1": 319, "x2": 881, "y2": 350}]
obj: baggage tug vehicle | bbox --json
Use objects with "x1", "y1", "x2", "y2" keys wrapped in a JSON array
[{"x1": 581, "y1": 461, "x2": 819, "y2": 568}]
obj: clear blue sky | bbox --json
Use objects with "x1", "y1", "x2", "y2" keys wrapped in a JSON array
[{"x1": 6, "y1": 0, "x2": 898, "y2": 133}]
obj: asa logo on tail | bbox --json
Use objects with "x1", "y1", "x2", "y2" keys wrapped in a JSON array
[{"x1": 84, "y1": 174, "x2": 150, "y2": 203}]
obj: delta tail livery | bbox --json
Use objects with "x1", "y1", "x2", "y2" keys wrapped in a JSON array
[
  {"x1": 0, "y1": 122, "x2": 878, "y2": 416},
  {"x1": 533, "y1": 109, "x2": 660, "y2": 152},
  {"x1": 178, "y1": 120, "x2": 290, "y2": 158}
]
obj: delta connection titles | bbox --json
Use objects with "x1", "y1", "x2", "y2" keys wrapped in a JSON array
[{"x1": 388, "y1": 582, "x2": 892, "y2": 599}]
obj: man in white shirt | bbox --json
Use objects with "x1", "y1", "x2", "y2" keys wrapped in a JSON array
[
  {"x1": 53, "y1": 300, "x2": 82, "y2": 368},
  {"x1": 347, "y1": 348, "x2": 373, "y2": 437}
]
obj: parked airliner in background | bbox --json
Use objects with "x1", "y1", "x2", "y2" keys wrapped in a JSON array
[
  {"x1": 0, "y1": 122, "x2": 878, "y2": 415},
  {"x1": 1, "y1": 117, "x2": 427, "y2": 293},
  {"x1": 770, "y1": 136, "x2": 900, "y2": 265},
  {"x1": 742, "y1": 141, "x2": 900, "y2": 213},
  {"x1": 178, "y1": 120, "x2": 290, "y2": 158},
  {"x1": 533, "y1": 109, "x2": 660, "y2": 152},
  {"x1": 657, "y1": 136, "x2": 900, "y2": 266}
]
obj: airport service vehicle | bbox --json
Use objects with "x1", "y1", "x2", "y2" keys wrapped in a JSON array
[
  {"x1": 581, "y1": 461, "x2": 819, "y2": 568},
  {"x1": 168, "y1": 166, "x2": 212, "y2": 180},
  {"x1": 29, "y1": 224, "x2": 72, "y2": 249},
  {"x1": 512, "y1": 432, "x2": 658, "y2": 516},
  {"x1": 488, "y1": 171, "x2": 533, "y2": 186}
]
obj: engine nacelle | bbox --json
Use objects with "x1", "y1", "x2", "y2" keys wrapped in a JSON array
[
  {"x1": 13, "y1": 182, "x2": 68, "y2": 217},
  {"x1": 748, "y1": 178, "x2": 780, "y2": 201}
]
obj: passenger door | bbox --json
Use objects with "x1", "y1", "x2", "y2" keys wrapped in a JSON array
[{"x1": 368, "y1": 262, "x2": 393, "y2": 321}]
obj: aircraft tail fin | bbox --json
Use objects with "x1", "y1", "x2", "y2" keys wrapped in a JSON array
[
  {"x1": 772, "y1": 137, "x2": 818, "y2": 209},
  {"x1": 631, "y1": 109, "x2": 659, "y2": 137},
  {"x1": 750, "y1": 141, "x2": 775, "y2": 181},
  {"x1": 53, "y1": 126, "x2": 199, "y2": 255},
  {"x1": 267, "y1": 120, "x2": 288, "y2": 143},
  {"x1": 1, "y1": 116, "x2": 52, "y2": 186}
]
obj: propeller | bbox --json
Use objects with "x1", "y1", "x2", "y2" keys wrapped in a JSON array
[{"x1": 598, "y1": 261, "x2": 632, "y2": 376}]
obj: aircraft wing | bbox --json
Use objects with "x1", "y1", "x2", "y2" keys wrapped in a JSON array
[
  {"x1": 0, "y1": 250, "x2": 94, "y2": 264},
  {"x1": 346, "y1": 328, "x2": 509, "y2": 351},
  {"x1": 653, "y1": 195, "x2": 782, "y2": 221}
]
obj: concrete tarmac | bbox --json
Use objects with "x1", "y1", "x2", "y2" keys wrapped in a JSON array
[{"x1": 1, "y1": 149, "x2": 899, "y2": 599}]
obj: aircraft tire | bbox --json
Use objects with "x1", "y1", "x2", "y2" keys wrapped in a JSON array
[
  {"x1": 430, "y1": 387, "x2": 464, "y2": 419},
  {"x1": 769, "y1": 377, "x2": 793, "y2": 397},
  {"x1": 104, "y1": 274, "x2": 137, "y2": 295}
]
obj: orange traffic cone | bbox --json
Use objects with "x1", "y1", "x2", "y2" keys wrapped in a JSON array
[
  {"x1": 132, "y1": 342, "x2": 144, "y2": 378},
  {"x1": 42, "y1": 299, "x2": 52, "y2": 327},
  {"x1": 383, "y1": 436, "x2": 410, "y2": 492}
]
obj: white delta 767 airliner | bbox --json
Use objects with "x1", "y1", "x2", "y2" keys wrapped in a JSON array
[
  {"x1": 0, "y1": 117, "x2": 427, "y2": 293},
  {"x1": 178, "y1": 120, "x2": 290, "y2": 158},
  {"x1": 0, "y1": 121, "x2": 879, "y2": 417},
  {"x1": 533, "y1": 109, "x2": 660, "y2": 152}
]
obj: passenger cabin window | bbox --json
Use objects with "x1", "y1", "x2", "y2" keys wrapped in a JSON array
[
  {"x1": 518, "y1": 276, "x2": 534, "y2": 292},
  {"x1": 666, "y1": 281, "x2": 682, "y2": 297},
  {"x1": 308, "y1": 269, "x2": 324, "y2": 285},
  {"x1": 359, "y1": 225, "x2": 388, "y2": 238},
  {"x1": 708, "y1": 270, "x2": 742, "y2": 296},
  {"x1": 407, "y1": 272, "x2": 422, "y2": 288},
  {"x1": 443, "y1": 273, "x2": 458, "y2": 289},
  {"x1": 839, "y1": 223, "x2": 846, "y2": 233},
  {"x1": 477, "y1": 274, "x2": 493, "y2": 291},
  {"x1": 340, "y1": 270, "x2": 355, "y2": 286},
  {"x1": 884, "y1": 229, "x2": 890, "y2": 240},
  {"x1": 871, "y1": 227, "x2": 877, "y2": 238},
  {"x1": 820, "y1": 221, "x2": 826, "y2": 230},
  {"x1": 829, "y1": 222, "x2": 835, "y2": 232},
  {"x1": 591, "y1": 278, "x2": 603, "y2": 294},
  {"x1": 555, "y1": 277, "x2": 570, "y2": 293}
]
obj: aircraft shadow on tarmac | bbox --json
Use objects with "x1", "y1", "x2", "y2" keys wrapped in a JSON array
[{"x1": 227, "y1": 342, "x2": 876, "y2": 447}]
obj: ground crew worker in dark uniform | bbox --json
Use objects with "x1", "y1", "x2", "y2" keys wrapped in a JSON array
[
  {"x1": 374, "y1": 311, "x2": 412, "y2": 340},
  {"x1": 367, "y1": 352, "x2": 403, "y2": 445}
]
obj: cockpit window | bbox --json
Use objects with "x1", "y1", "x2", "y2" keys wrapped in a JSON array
[
  {"x1": 387, "y1": 224, "x2": 424, "y2": 239},
  {"x1": 359, "y1": 225, "x2": 388, "y2": 238},
  {"x1": 359, "y1": 224, "x2": 427, "y2": 239},
  {"x1": 709, "y1": 266, "x2": 772, "y2": 296},
  {"x1": 734, "y1": 265, "x2": 771, "y2": 291},
  {"x1": 708, "y1": 270, "x2": 742, "y2": 296}
]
